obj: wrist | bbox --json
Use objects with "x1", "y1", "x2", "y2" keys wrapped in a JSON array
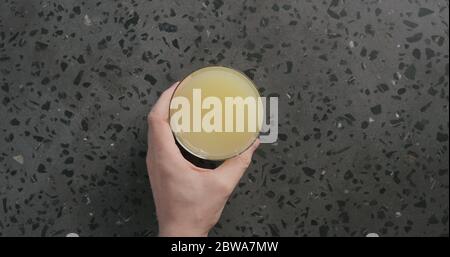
[{"x1": 158, "y1": 224, "x2": 209, "y2": 237}]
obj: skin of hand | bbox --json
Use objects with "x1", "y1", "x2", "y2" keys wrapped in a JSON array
[{"x1": 146, "y1": 82, "x2": 260, "y2": 237}]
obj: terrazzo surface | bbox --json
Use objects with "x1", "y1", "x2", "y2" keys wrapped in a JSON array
[{"x1": 0, "y1": 0, "x2": 448, "y2": 236}]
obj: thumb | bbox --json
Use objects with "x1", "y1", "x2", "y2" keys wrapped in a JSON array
[{"x1": 214, "y1": 139, "x2": 260, "y2": 186}]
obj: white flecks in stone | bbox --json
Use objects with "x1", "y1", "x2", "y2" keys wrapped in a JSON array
[
  {"x1": 361, "y1": 62, "x2": 367, "y2": 70},
  {"x1": 366, "y1": 233, "x2": 380, "y2": 237},
  {"x1": 13, "y1": 155, "x2": 24, "y2": 165},
  {"x1": 66, "y1": 233, "x2": 79, "y2": 237},
  {"x1": 286, "y1": 93, "x2": 292, "y2": 99},
  {"x1": 395, "y1": 211, "x2": 402, "y2": 218},
  {"x1": 337, "y1": 122, "x2": 343, "y2": 128},
  {"x1": 369, "y1": 117, "x2": 375, "y2": 123},
  {"x1": 83, "y1": 194, "x2": 91, "y2": 205},
  {"x1": 395, "y1": 112, "x2": 400, "y2": 118},
  {"x1": 344, "y1": 189, "x2": 350, "y2": 194},
  {"x1": 34, "y1": 143, "x2": 43, "y2": 151},
  {"x1": 349, "y1": 40, "x2": 355, "y2": 48},
  {"x1": 403, "y1": 132, "x2": 410, "y2": 141},
  {"x1": 430, "y1": 178, "x2": 437, "y2": 190},
  {"x1": 115, "y1": 214, "x2": 132, "y2": 225},
  {"x1": 321, "y1": 170, "x2": 327, "y2": 175},
  {"x1": 83, "y1": 14, "x2": 92, "y2": 26},
  {"x1": 89, "y1": 212, "x2": 94, "y2": 216},
  {"x1": 397, "y1": 44, "x2": 401, "y2": 48},
  {"x1": 206, "y1": 29, "x2": 211, "y2": 38},
  {"x1": 83, "y1": 137, "x2": 88, "y2": 141},
  {"x1": 110, "y1": 143, "x2": 115, "y2": 147}
]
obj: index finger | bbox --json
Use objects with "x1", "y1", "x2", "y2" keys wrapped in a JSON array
[
  {"x1": 148, "y1": 82, "x2": 179, "y2": 122},
  {"x1": 147, "y1": 82, "x2": 180, "y2": 153}
]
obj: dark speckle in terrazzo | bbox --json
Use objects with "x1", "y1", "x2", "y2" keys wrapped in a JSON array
[{"x1": 0, "y1": 0, "x2": 448, "y2": 237}]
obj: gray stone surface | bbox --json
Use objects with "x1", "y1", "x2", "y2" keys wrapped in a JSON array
[{"x1": 0, "y1": 0, "x2": 448, "y2": 236}]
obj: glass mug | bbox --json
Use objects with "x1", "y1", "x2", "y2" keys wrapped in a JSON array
[{"x1": 169, "y1": 66, "x2": 263, "y2": 168}]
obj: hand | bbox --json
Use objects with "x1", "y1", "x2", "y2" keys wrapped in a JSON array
[{"x1": 146, "y1": 82, "x2": 260, "y2": 237}]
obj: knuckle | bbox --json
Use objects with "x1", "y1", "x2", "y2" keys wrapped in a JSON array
[
  {"x1": 217, "y1": 180, "x2": 233, "y2": 195},
  {"x1": 147, "y1": 111, "x2": 157, "y2": 122},
  {"x1": 147, "y1": 111, "x2": 162, "y2": 124},
  {"x1": 237, "y1": 154, "x2": 252, "y2": 167},
  {"x1": 161, "y1": 89, "x2": 172, "y2": 97},
  {"x1": 145, "y1": 154, "x2": 152, "y2": 167}
]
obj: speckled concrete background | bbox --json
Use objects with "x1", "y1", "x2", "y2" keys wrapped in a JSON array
[{"x1": 0, "y1": 0, "x2": 448, "y2": 237}]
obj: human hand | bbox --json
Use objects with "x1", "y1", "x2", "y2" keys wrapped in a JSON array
[{"x1": 146, "y1": 82, "x2": 260, "y2": 237}]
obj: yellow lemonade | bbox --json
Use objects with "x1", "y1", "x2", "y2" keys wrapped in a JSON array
[{"x1": 169, "y1": 66, "x2": 262, "y2": 160}]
